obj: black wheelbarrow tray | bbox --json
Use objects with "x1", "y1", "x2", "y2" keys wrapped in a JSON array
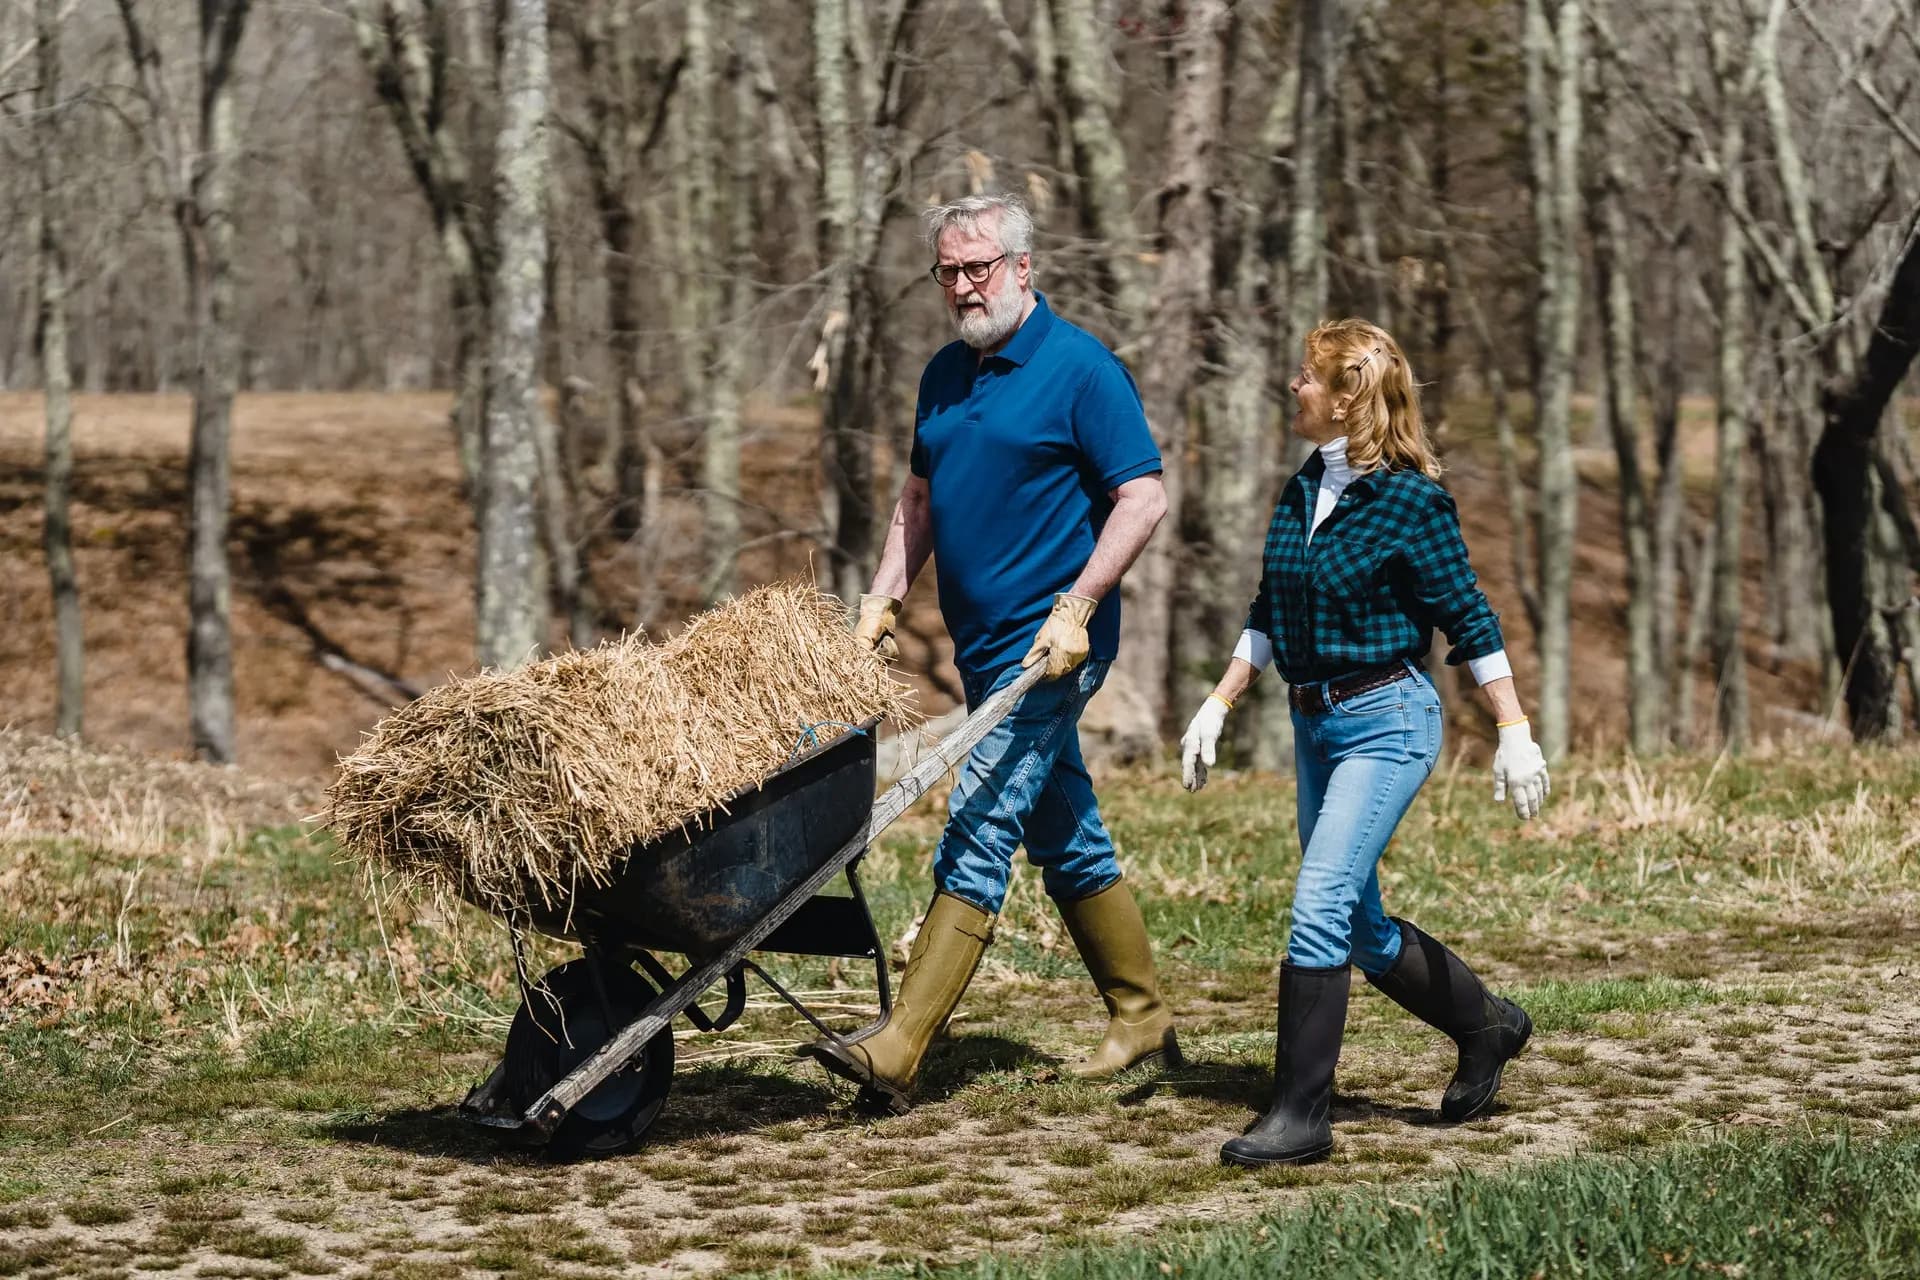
[{"x1": 458, "y1": 664, "x2": 1046, "y2": 1156}]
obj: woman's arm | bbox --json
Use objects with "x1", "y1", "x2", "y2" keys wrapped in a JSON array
[
  {"x1": 1210, "y1": 656, "x2": 1263, "y2": 705},
  {"x1": 1479, "y1": 674, "x2": 1525, "y2": 726}
]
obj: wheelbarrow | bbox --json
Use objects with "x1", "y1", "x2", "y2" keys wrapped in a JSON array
[{"x1": 458, "y1": 663, "x2": 1045, "y2": 1156}]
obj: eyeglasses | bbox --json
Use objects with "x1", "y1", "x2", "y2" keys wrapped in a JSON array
[{"x1": 928, "y1": 254, "x2": 1007, "y2": 288}]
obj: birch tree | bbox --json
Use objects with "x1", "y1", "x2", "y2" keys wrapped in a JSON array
[
  {"x1": 475, "y1": 0, "x2": 549, "y2": 670},
  {"x1": 115, "y1": 0, "x2": 252, "y2": 763}
]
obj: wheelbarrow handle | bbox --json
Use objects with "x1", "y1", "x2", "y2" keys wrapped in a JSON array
[{"x1": 864, "y1": 661, "x2": 1046, "y2": 842}]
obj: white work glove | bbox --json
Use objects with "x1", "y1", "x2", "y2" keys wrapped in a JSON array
[
  {"x1": 1492, "y1": 717, "x2": 1550, "y2": 820},
  {"x1": 1180, "y1": 694, "x2": 1232, "y2": 792}
]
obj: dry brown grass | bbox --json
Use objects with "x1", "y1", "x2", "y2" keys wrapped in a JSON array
[{"x1": 326, "y1": 579, "x2": 915, "y2": 916}]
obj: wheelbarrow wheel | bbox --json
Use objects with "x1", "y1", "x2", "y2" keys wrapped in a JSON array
[{"x1": 502, "y1": 956, "x2": 673, "y2": 1158}]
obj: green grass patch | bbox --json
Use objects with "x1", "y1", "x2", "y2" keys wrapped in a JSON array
[{"x1": 840, "y1": 1128, "x2": 1920, "y2": 1279}]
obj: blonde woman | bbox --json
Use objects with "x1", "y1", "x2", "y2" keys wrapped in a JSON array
[{"x1": 1180, "y1": 318, "x2": 1550, "y2": 1167}]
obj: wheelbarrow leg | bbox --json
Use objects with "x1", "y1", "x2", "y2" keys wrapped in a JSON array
[
  {"x1": 748, "y1": 855, "x2": 896, "y2": 1057},
  {"x1": 843, "y1": 858, "x2": 892, "y2": 1035}
]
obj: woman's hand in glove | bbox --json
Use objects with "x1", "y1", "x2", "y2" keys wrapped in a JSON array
[
  {"x1": 1180, "y1": 694, "x2": 1232, "y2": 793},
  {"x1": 1492, "y1": 718, "x2": 1550, "y2": 820}
]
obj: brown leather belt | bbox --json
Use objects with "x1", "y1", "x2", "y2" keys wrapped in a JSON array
[{"x1": 1289, "y1": 662, "x2": 1420, "y2": 716}]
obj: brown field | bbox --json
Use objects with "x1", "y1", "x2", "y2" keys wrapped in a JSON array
[{"x1": 0, "y1": 390, "x2": 1824, "y2": 781}]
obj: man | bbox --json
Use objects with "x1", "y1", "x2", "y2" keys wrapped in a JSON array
[{"x1": 802, "y1": 193, "x2": 1178, "y2": 1113}]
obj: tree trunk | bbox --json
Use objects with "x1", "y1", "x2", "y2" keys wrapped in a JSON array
[
  {"x1": 188, "y1": 0, "x2": 252, "y2": 764},
  {"x1": 1198, "y1": 24, "x2": 1295, "y2": 771},
  {"x1": 1286, "y1": 0, "x2": 1352, "y2": 370},
  {"x1": 476, "y1": 0, "x2": 549, "y2": 670},
  {"x1": 811, "y1": 0, "x2": 921, "y2": 604},
  {"x1": 1522, "y1": 0, "x2": 1582, "y2": 762},
  {"x1": 1423, "y1": 16, "x2": 1453, "y2": 430},
  {"x1": 703, "y1": 8, "x2": 753, "y2": 602},
  {"x1": 1121, "y1": 0, "x2": 1226, "y2": 734},
  {"x1": 347, "y1": 0, "x2": 493, "y2": 503},
  {"x1": 1048, "y1": 0, "x2": 1146, "y2": 325},
  {"x1": 1812, "y1": 214, "x2": 1920, "y2": 740},
  {"x1": 1585, "y1": 44, "x2": 1659, "y2": 755},
  {"x1": 37, "y1": 0, "x2": 82, "y2": 739},
  {"x1": 1709, "y1": 112, "x2": 1750, "y2": 752},
  {"x1": 811, "y1": 0, "x2": 861, "y2": 601},
  {"x1": 1650, "y1": 224, "x2": 1686, "y2": 712}
]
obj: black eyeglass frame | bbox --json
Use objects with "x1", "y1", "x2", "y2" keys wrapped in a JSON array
[{"x1": 928, "y1": 254, "x2": 1009, "y2": 287}]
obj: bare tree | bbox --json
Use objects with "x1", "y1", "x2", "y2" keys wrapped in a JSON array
[
  {"x1": 553, "y1": 0, "x2": 679, "y2": 623},
  {"x1": 1047, "y1": 0, "x2": 1146, "y2": 327},
  {"x1": 37, "y1": 0, "x2": 81, "y2": 738},
  {"x1": 809, "y1": 0, "x2": 924, "y2": 605},
  {"x1": 115, "y1": 0, "x2": 252, "y2": 763},
  {"x1": 347, "y1": 0, "x2": 494, "y2": 499},
  {"x1": 702, "y1": 6, "x2": 757, "y2": 602},
  {"x1": 1814, "y1": 212, "x2": 1920, "y2": 738},
  {"x1": 1285, "y1": 0, "x2": 1355, "y2": 374},
  {"x1": 1707, "y1": 19, "x2": 1751, "y2": 751},
  {"x1": 1122, "y1": 0, "x2": 1228, "y2": 731},
  {"x1": 475, "y1": 0, "x2": 549, "y2": 670},
  {"x1": 1521, "y1": 0, "x2": 1583, "y2": 762},
  {"x1": 1584, "y1": 11, "x2": 1661, "y2": 754}
]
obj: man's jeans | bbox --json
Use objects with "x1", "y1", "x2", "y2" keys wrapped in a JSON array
[
  {"x1": 932, "y1": 660, "x2": 1119, "y2": 914},
  {"x1": 1286, "y1": 662, "x2": 1443, "y2": 975}
]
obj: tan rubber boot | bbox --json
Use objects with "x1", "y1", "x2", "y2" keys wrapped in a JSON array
[
  {"x1": 1057, "y1": 879, "x2": 1181, "y2": 1079},
  {"x1": 802, "y1": 893, "x2": 992, "y2": 1113}
]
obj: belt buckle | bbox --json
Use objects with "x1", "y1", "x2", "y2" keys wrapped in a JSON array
[{"x1": 1295, "y1": 683, "x2": 1329, "y2": 716}]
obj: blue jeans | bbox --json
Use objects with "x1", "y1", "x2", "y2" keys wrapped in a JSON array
[
  {"x1": 1286, "y1": 662, "x2": 1443, "y2": 974},
  {"x1": 932, "y1": 660, "x2": 1120, "y2": 914}
]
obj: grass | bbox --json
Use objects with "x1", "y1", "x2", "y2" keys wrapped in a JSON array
[
  {"x1": 3, "y1": 745, "x2": 1920, "y2": 1275},
  {"x1": 828, "y1": 1129, "x2": 1920, "y2": 1280}
]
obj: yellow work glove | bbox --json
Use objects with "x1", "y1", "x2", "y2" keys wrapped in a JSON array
[
  {"x1": 853, "y1": 594, "x2": 902, "y2": 660},
  {"x1": 1020, "y1": 593, "x2": 1097, "y2": 680}
]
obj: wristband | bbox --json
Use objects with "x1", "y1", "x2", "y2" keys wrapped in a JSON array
[
  {"x1": 1207, "y1": 693, "x2": 1234, "y2": 712},
  {"x1": 1495, "y1": 716, "x2": 1529, "y2": 729}
]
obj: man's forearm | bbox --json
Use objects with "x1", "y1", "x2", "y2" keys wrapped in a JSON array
[
  {"x1": 1069, "y1": 479, "x2": 1167, "y2": 602},
  {"x1": 869, "y1": 484, "x2": 933, "y2": 599}
]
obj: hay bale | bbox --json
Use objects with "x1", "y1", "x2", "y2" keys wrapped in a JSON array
[{"x1": 327, "y1": 579, "x2": 915, "y2": 916}]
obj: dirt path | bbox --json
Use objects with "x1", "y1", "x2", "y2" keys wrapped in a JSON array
[{"x1": 7, "y1": 928, "x2": 1916, "y2": 1279}]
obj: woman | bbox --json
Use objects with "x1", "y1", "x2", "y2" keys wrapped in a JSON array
[{"x1": 1180, "y1": 318, "x2": 1550, "y2": 1168}]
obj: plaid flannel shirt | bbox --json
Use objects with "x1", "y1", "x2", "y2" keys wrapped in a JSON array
[{"x1": 1245, "y1": 453, "x2": 1504, "y2": 685}]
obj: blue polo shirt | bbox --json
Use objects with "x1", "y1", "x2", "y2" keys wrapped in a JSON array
[{"x1": 910, "y1": 295, "x2": 1161, "y2": 677}]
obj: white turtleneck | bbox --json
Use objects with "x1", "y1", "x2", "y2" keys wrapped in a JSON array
[
  {"x1": 1230, "y1": 437, "x2": 1513, "y2": 686},
  {"x1": 1308, "y1": 435, "x2": 1357, "y2": 543}
]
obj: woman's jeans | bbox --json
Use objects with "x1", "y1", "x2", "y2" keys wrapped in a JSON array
[
  {"x1": 1287, "y1": 663, "x2": 1443, "y2": 975},
  {"x1": 931, "y1": 660, "x2": 1120, "y2": 914}
]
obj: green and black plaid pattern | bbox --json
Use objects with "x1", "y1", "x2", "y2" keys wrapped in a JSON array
[{"x1": 1245, "y1": 453, "x2": 1505, "y2": 686}]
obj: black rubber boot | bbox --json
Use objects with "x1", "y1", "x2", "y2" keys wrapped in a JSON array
[
  {"x1": 1220, "y1": 962, "x2": 1349, "y2": 1168},
  {"x1": 1367, "y1": 917, "x2": 1531, "y2": 1122}
]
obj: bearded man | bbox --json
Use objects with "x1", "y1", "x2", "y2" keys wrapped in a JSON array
[{"x1": 802, "y1": 194, "x2": 1178, "y2": 1113}]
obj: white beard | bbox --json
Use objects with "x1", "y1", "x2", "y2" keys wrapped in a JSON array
[{"x1": 952, "y1": 278, "x2": 1027, "y2": 349}]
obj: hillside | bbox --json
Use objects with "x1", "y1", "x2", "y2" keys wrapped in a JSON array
[{"x1": 0, "y1": 390, "x2": 1826, "y2": 780}]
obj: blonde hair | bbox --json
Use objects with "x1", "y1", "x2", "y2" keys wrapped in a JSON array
[{"x1": 1306, "y1": 318, "x2": 1440, "y2": 479}]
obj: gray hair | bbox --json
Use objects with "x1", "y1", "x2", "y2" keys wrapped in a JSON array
[{"x1": 922, "y1": 193, "x2": 1034, "y2": 260}]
